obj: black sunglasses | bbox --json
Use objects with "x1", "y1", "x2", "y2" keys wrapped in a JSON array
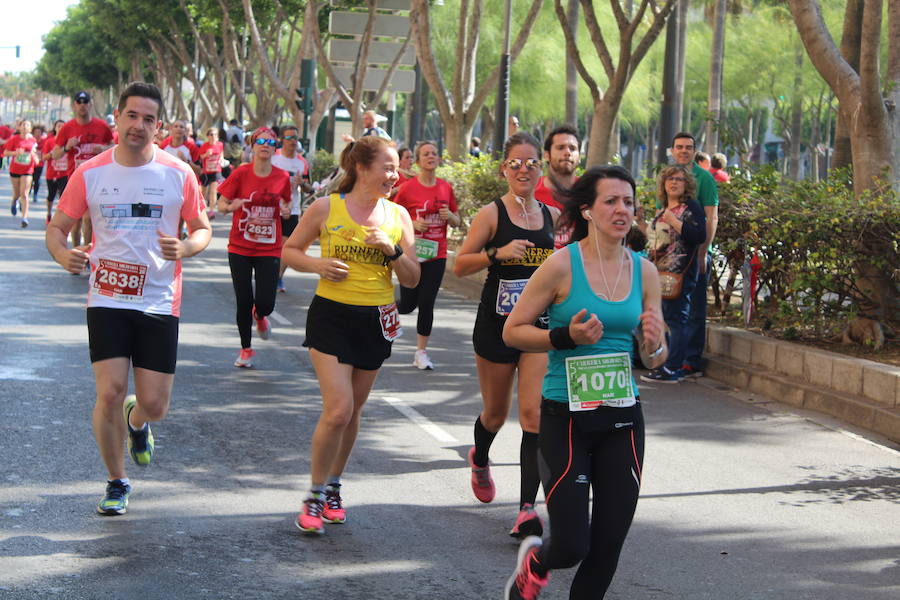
[
  {"x1": 283, "y1": 135, "x2": 298, "y2": 140},
  {"x1": 75, "y1": 99, "x2": 90, "y2": 104}
]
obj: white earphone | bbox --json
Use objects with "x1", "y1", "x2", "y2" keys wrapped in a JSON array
[{"x1": 583, "y1": 210, "x2": 592, "y2": 220}]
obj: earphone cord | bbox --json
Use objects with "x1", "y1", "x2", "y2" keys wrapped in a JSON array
[
  {"x1": 514, "y1": 195, "x2": 530, "y2": 229},
  {"x1": 592, "y1": 218, "x2": 626, "y2": 300}
]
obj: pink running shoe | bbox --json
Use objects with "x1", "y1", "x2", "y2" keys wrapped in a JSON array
[
  {"x1": 468, "y1": 447, "x2": 495, "y2": 503},
  {"x1": 252, "y1": 306, "x2": 271, "y2": 340},
  {"x1": 322, "y1": 487, "x2": 346, "y2": 524},
  {"x1": 234, "y1": 348, "x2": 255, "y2": 368},
  {"x1": 509, "y1": 503, "x2": 543, "y2": 539},
  {"x1": 504, "y1": 536, "x2": 549, "y2": 600},
  {"x1": 296, "y1": 497, "x2": 325, "y2": 535}
]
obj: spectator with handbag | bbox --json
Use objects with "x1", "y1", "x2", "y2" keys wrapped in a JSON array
[{"x1": 641, "y1": 165, "x2": 706, "y2": 384}]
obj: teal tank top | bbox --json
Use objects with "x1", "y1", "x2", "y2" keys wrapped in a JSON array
[{"x1": 542, "y1": 243, "x2": 643, "y2": 403}]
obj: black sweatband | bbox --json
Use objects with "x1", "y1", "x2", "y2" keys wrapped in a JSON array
[{"x1": 549, "y1": 326, "x2": 577, "y2": 350}]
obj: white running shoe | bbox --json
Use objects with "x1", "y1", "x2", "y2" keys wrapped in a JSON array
[
  {"x1": 413, "y1": 349, "x2": 434, "y2": 370},
  {"x1": 234, "y1": 348, "x2": 255, "y2": 368}
]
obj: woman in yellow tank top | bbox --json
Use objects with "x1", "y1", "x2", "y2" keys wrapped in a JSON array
[{"x1": 282, "y1": 136, "x2": 418, "y2": 535}]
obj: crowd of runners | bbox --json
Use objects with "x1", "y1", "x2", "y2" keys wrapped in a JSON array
[{"x1": 0, "y1": 80, "x2": 725, "y2": 599}]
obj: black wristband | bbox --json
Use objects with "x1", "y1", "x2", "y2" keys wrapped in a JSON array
[
  {"x1": 549, "y1": 326, "x2": 577, "y2": 350},
  {"x1": 386, "y1": 243, "x2": 403, "y2": 262}
]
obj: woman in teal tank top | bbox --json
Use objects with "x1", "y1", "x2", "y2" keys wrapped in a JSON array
[{"x1": 500, "y1": 166, "x2": 667, "y2": 600}]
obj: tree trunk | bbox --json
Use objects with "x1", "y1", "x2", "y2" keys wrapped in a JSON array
[
  {"x1": 564, "y1": 0, "x2": 579, "y2": 126},
  {"x1": 674, "y1": 0, "x2": 688, "y2": 130},
  {"x1": 586, "y1": 94, "x2": 623, "y2": 166},
  {"x1": 789, "y1": 0, "x2": 898, "y2": 319},
  {"x1": 411, "y1": 0, "x2": 544, "y2": 161},
  {"x1": 788, "y1": 39, "x2": 804, "y2": 180},
  {"x1": 705, "y1": 0, "x2": 726, "y2": 153}
]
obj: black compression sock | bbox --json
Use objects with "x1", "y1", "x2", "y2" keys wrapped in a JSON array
[
  {"x1": 530, "y1": 552, "x2": 549, "y2": 578},
  {"x1": 473, "y1": 416, "x2": 497, "y2": 467},
  {"x1": 519, "y1": 431, "x2": 541, "y2": 507}
]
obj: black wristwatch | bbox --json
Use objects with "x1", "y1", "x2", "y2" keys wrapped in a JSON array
[
  {"x1": 386, "y1": 244, "x2": 404, "y2": 262},
  {"x1": 485, "y1": 247, "x2": 500, "y2": 265}
]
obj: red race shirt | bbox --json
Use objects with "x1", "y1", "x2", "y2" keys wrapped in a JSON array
[
  {"x1": 0, "y1": 125, "x2": 12, "y2": 142},
  {"x1": 393, "y1": 176, "x2": 458, "y2": 261},
  {"x1": 55, "y1": 118, "x2": 114, "y2": 176},
  {"x1": 4, "y1": 135, "x2": 39, "y2": 175},
  {"x1": 218, "y1": 163, "x2": 292, "y2": 258},
  {"x1": 534, "y1": 176, "x2": 576, "y2": 248},
  {"x1": 43, "y1": 135, "x2": 65, "y2": 179},
  {"x1": 198, "y1": 141, "x2": 224, "y2": 174}
]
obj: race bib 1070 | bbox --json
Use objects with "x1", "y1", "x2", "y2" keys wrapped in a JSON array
[{"x1": 565, "y1": 352, "x2": 636, "y2": 410}]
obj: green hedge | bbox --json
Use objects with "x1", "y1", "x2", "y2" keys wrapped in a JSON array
[
  {"x1": 436, "y1": 154, "x2": 506, "y2": 242},
  {"x1": 713, "y1": 167, "x2": 898, "y2": 333}
]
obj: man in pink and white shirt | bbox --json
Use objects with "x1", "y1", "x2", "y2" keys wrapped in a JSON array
[{"x1": 46, "y1": 82, "x2": 211, "y2": 517}]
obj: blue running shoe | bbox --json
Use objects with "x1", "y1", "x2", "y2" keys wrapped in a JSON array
[
  {"x1": 123, "y1": 395, "x2": 154, "y2": 466},
  {"x1": 640, "y1": 367, "x2": 683, "y2": 384},
  {"x1": 97, "y1": 479, "x2": 131, "y2": 515},
  {"x1": 11, "y1": 198, "x2": 17, "y2": 216}
]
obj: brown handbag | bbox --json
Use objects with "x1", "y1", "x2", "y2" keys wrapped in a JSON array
[{"x1": 657, "y1": 250, "x2": 696, "y2": 300}]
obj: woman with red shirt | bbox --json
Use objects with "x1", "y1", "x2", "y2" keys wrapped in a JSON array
[
  {"x1": 217, "y1": 127, "x2": 292, "y2": 368},
  {"x1": 4, "y1": 120, "x2": 39, "y2": 227},
  {"x1": 30, "y1": 124, "x2": 46, "y2": 203},
  {"x1": 199, "y1": 127, "x2": 224, "y2": 219},
  {"x1": 42, "y1": 120, "x2": 68, "y2": 223},
  {"x1": 393, "y1": 141, "x2": 460, "y2": 370}
]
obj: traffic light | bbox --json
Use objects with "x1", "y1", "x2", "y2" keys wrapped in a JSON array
[
  {"x1": 295, "y1": 87, "x2": 313, "y2": 114},
  {"x1": 295, "y1": 88, "x2": 305, "y2": 113}
]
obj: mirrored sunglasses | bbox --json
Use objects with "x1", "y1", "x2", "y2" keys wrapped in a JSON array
[{"x1": 505, "y1": 158, "x2": 541, "y2": 171}]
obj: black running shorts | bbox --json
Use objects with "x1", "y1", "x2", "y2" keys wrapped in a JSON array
[
  {"x1": 472, "y1": 302, "x2": 521, "y2": 364},
  {"x1": 303, "y1": 295, "x2": 393, "y2": 370},
  {"x1": 200, "y1": 172, "x2": 218, "y2": 187},
  {"x1": 87, "y1": 307, "x2": 179, "y2": 373}
]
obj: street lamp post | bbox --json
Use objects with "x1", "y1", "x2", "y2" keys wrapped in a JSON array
[{"x1": 491, "y1": 0, "x2": 512, "y2": 158}]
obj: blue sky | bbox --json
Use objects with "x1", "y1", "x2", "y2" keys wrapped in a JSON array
[{"x1": 0, "y1": 1, "x2": 78, "y2": 74}]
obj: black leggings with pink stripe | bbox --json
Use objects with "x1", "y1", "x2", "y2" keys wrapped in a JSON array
[{"x1": 534, "y1": 398, "x2": 644, "y2": 599}]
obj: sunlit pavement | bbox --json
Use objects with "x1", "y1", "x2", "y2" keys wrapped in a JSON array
[{"x1": 1, "y1": 171, "x2": 898, "y2": 599}]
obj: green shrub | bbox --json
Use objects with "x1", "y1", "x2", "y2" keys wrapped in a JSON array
[
  {"x1": 436, "y1": 153, "x2": 506, "y2": 240},
  {"x1": 714, "y1": 166, "x2": 899, "y2": 334},
  {"x1": 310, "y1": 149, "x2": 338, "y2": 184}
]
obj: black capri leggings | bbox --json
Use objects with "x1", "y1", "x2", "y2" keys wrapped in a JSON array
[
  {"x1": 535, "y1": 399, "x2": 645, "y2": 599},
  {"x1": 46, "y1": 177, "x2": 68, "y2": 208},
  {"x1": 31, "y1": 166, "x2": 44, "y2": 198},
  {"x1": 398, "y1": 258, "x2": 446, "y2": 337},
  {"x1": 228, "y1": 252, "x2": 280, "y2": 349}
]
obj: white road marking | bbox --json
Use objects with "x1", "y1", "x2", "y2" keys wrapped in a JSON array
[
  {"x1": 269, "y1": 310, "x2": 291, "y2": 325},
  {"x1": 382, "y1": 396, "x2": 458, "y2": 443}
]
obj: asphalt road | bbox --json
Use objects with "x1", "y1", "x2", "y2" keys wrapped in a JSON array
[{"x1": 1, "y1": 173, "x2": 898, "y2": 599}]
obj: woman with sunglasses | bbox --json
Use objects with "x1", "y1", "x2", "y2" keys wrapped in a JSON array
[
  {"x1": 394, "y1": 141, "x2": 460, "y2": 370},
  {"x1": 198, "y1": 128, "x2": 224, "y2": 219},
  {"x1": 217, "y1": 127, "x2": 292, "y2": 368},
  {"x1": 453, "y1": 132, "x2": 559, "y2": 539},
  {"x1": 500, "y1": 166, "x2": 666, "y2": 600},
  {"x1": 4, "y1": 120, "x2": 39, "y2": 227},
  {"x1": 282, "y1": 136, "x2": 418, "y2": 535}
]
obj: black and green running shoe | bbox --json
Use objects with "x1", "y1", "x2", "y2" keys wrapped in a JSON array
[
  {"x1": 123, "y1": 395, "x2": 154, "y2": 466},
  {"x1": 96, "y1": 479, "x2": 131, "y2": 516}
]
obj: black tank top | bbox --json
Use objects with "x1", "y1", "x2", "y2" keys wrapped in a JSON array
[{"x1": 480, "y1": 198, "x2": 555, "y2": 316}]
